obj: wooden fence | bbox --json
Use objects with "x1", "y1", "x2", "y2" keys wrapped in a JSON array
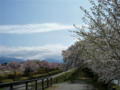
[
  {"x1": 0, "y1": 77, "x2": 52, "y2": 90},
  {"x1": 0, "y1": 76, "x2": 68, "y2": 90},
  {"x1": 0, "y1": 71, "x2": 69, "y2": 90}
]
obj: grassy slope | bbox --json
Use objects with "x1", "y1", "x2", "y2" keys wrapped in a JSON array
[
  {"x1": 45, "y1": 67, "x2": 120, "y2": 90},
  {"x1": 68, "y1": 67, "x2": 120, "y2": 90}
]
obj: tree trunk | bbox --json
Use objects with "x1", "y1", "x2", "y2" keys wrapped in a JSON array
[{"x1": 14, "y1": 71, "x2": 16, "y2": 77}]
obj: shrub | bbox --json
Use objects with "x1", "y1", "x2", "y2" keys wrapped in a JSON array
[
  {"x1": 19, "y1": 77, "x2": 29, "y2": 81},
  {"x1": 1, "y1": 79, "x2": 13, "y2": 83}
]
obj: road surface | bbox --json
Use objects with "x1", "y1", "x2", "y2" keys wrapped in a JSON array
[{"x1": 53, "y1": 81, "x2": 96, "y2": 90}]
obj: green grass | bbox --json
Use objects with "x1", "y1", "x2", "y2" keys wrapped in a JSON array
[
  {"x1": 31, "y1": 67, "x2": 120, "y2": 90},
  {"x1": 76, "y1": 67, "x2": 108, "y2": 90},
  {"x1": 73, "y1": 67, "x2": 120, "y2": 90},
  {"x1": 45, "y1": 86, "x2": 59, "y2": 90},
  {"x1": 109, "y1": 82, "x2": 120, "y2": 90},
  {"x1": 52, "y1": 68, "x2": 78, "y2": 84}
]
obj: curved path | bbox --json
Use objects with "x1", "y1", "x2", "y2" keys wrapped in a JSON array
[{"x1": 53, "y1": 81, "x2": 96, "y2": 90}]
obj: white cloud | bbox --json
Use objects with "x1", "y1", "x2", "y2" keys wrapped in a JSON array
[
  {"x1": 73, "y1": 37, "x2": 79, "y2": 42},
  {"x1": 0, "y1": 44, "x2": 68, "y2": 60},
  {"x1": 0, "y1": 23, "x2": 76, "y2": 34}
]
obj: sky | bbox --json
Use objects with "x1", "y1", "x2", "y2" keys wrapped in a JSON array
[{"x1": 0, "y1": 0, "x2": 95, "y2": 61}]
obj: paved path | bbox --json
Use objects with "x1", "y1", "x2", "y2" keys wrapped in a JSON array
[{"x1": 53, "y1": 81, "x2": 96, "y2": 90}]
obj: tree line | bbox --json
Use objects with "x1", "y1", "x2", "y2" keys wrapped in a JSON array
[
  {"x1": 62, "y1": 0, "x2": 120, "y2": 87},
  {"x1": 0, "y1": 60, "x2": 62, "y2": 77}
]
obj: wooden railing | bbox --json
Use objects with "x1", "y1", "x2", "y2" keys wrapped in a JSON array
[
  {"x1": 0, "y1": 69, "x2": 75, "y2": 90},
  {"x1": 0, "y1": 71, "x2": 62, "y2": 90},
  {"x1": 0, "y1": 76, "x2": 68, "y2": 90},
  {"x1": 0, "y1": 77, "x2": 52, "y2": 90}
]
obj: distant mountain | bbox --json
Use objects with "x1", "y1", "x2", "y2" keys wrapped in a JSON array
[
  {"x1": 45, "y1": 58, "x2": 63, "y2": 63},
  {"x1": 0, "y1": 57, "x2": 25, "y2": 64},
  {"x1": 0, "y1": 57, "x2": 63, "y2": 64}
]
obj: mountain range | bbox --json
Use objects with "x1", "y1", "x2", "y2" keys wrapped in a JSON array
[
  {"x1": 0, "y1": 57, "x2": 25, "y2": 64},
  {"x1": 0, "y1": 57, "x2": 63, "y2": 64}
]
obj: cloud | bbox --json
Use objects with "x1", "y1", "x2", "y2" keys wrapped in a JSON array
[
  {"x1": 0, "y1": 23, "x2": 76, "y2": 34},
  {"x1": 0, "y1": 44, "x2": 68, "y2": 60}
]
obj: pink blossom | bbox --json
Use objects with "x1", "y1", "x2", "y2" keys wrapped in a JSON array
[
  {"x1": 41, "y1": 60, "x2": 50, "y2": 69},
  {"x1": 7, "y1": 61, "x2": 20, "y2": 70},
  {"x1": 7, "y1": 61, "x2": 20, "y2": 76},
  {"x1": 22, "y1": 60, "x2": 39, "y2": 73}
]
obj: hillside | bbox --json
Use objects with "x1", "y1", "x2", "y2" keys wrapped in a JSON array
[{"x1": 0, "y1": 57, "x2": 25, "y2": 64}]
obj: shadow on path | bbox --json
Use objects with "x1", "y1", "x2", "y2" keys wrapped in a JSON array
[
  {"x1": 53, "y1": 81, "x2": 96, "y2": 90},
  {"x1": 53, "y1": 69, "x2": 97, "y2": 90}
]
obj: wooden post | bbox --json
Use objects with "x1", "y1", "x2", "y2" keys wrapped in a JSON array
[
  {"x1": 56, "y1": 78, "x2": 57, "y2": 83},
  {"x1": 10, "y1": 83, "x2": 13, "y2": 90},
  {"x1": 51, "y1": 78, "x2": 52, "y2": 86},
  {"x1": 65, "y1": 76, "x2": 66, "y2": 82},
  {"x1": 26, "y1": 81, "x2": 28, "y2": 90},
  {"x1": 47, "y1": 78, "x2": 49, "y2": 87},
  {"x1": 42, "y1": 79, "x2": 44, "y2": 90},
  {"x1": 35, "y1": 80, "x2": 37, "y2": 90}
]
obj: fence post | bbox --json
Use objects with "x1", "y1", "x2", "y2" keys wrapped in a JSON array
[
  {"x1": 65, "y1": 76, "x2": 66, "y2": 82},
  {"x1": 26, "y1": 81, "x2": 28, "y2": 90},
  {"x1": 35, "y1": 80, "x2": 37, "y2": 90},
  {"x1": 56, "y1": 78, "x2": 57, "y2": 83},
  {"x1": 51, "y1": 77, "x2": 52, "y2": 86},
  {"x1": 47, "y1": 78, "x2": 49, "y2": 87},
  {"x1": 10, "y1": 83, "x2": 13, "y2": 90},
  {"x1": 42, "y1": 79, "x2": 44, "y2": 90}
]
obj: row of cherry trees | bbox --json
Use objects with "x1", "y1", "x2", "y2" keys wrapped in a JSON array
[
  {"x1": 62, "y1": 0, "x2": 120, "y2": 87},
  {"x1": 0, "y1": 60, "x2": 61, "y2": 77}
]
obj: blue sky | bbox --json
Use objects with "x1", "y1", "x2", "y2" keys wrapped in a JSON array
[{"x1": 0, "y1": 0, "x2": 95, "y2": 61}]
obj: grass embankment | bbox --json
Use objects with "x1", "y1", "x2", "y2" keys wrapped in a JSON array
[
  {"x1": 52, "y1": 68, "x2": 77, "y2": 84},
  {"x1": 45, "y1": 86, "x2": 59, "y2": 90},
  {"x1": 0, "y1": 69, "x2": 61, "y2": 84},
  {"x1": 44, "y1": 67, "x2": 120, "y2": 90},
  {"x1": 74, "y1": 67, "x2": 107, "y2": 90},
  {"x1": 110, "y1": 82, "x2": 120, "y2": 90},
  {"x1": 69, "y1": 67, "x2": 120, "y2": 90}
]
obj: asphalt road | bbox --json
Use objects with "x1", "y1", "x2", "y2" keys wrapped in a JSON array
[{"x1": 53, "y1": 81, "x2": 96, "y2": 90}]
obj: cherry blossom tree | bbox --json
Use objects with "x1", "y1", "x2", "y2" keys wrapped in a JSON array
[
  {"x1": 41, "y1": 60, "x2": 50, "y2": 69},
  {"x1": 7, "y1": 61, "x2": 20, "y2": 76},
  {"x1": 62, "y1": 0, "x2": 120, "y2": 87},
  {"x1": 22, "y1": 60, "x2": 39, "y2": 73},
  {"x1": 56, "y1": 63, "x2": 62, "y2": 69},
  {"x1": 49, "y1": 63, "x2": 56, "y2": 70},
  {"x1": 31, "y1": 60, "x2": 41, "y2": 70},
  {"x1": 49, "y1": 62, "x2": 61, "y2": 70},
  {"x1": 0, "y1": 64, "x2": 8, "y2": 77}
]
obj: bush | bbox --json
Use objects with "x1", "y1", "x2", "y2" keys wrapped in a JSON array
[
  {"x1": 0, "y1": 75, "x2": 6, "y2": 80},
  {"x1": 19, "y1": 77, "x2": 29, "y2": 81},
  {"x1": 93, "y1": 73, "x2": 98, "y2": 81},
  {"x1": 1, "y1": 79, "x2": 13, "y2": 83},
  {"x1": 7, "y1": 74, "x2": 15, "y2": 79}
]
